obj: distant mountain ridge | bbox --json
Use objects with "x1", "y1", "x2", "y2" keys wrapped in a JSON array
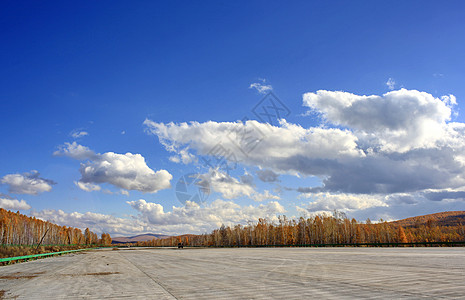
[
  {"x1": 112, "y1": 233, "x2": 170, "y2": 244},
  {"x1": 390, "y1": 211, "x2": 465, "y2": 227}
]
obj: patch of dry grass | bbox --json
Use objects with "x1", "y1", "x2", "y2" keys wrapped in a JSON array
[{"x1": 0, "y1": 245, "x2": 89, "y2": 261}]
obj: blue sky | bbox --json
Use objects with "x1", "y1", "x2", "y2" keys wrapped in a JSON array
[{"x1": 1, "y1": 1, "x2": 465, "y2": 236}]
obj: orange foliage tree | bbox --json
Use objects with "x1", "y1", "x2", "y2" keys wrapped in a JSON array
[{"x1": 0, "y1": 208, "x2": 107, "y2": 246}]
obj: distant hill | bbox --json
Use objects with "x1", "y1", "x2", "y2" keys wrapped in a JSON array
[
  {"x1": 112, "y1": 233, "x2": 170, "y2": 244},
  {"x1": 390, "y1": 211, "x2": 465, "y2": 228}
]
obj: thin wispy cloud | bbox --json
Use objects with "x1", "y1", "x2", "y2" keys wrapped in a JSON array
[
  {"x1": 249, "y1": 79, "x2": 273, "y2": 94},
  {"x1": 386, "y1": 78, "x2": 396, "y2": 90},
  {"x1": 70, "y1": 129, "x2": 89, "y2": 139}
]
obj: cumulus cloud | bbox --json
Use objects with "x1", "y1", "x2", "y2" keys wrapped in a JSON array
[
  {"x1": 297, "y1": 89, "x2": 465, "y2": 194},
  {"x1": 296, "y1": 148, "x2": 465, "y2": 194},
  {"x1": 251, "y1": 190, "x2": 281, "y2": 202},
  {"x1": 168, "y1": 148, "x2": 197, "y2": 164},
  {"x1": 298, "y1": 193, "x2": 388, "y2": 215},
  {"x1": 303, "y1": 89, "x2": 456, "y2": 152},
  {"x1": 54, "y1": 142, "x2": 97, "y2": 160},
  {"x1": 423, "y1": 190, "x2": 465, "y2": 202},
  {"x1": 192, "y1": 169, "x2": 280, "y2": 201},
  {"x1": 256, "y1": 169, "x2": 280, "y2": 182},
  {"x1": 32, "y1": 209, "x2": 147, "y2": 236},
  {"x1": 1, "y1": 171, "x2": 55, "y2": 195},
  {"x1": 145, "y1": 89, "x2": 465, "y2": 200},
  {"x1": 197, "y1": 169, "x2": 255, "y2": 199},
  {"x1": 348, "y1": 190, "x2": 465, "y2": 222},
  {"x1": 128, "y1": 199, "x2": 286, "y2": 233},
  {"x1": 78, "y1": 153, "x2": 172, "y2": 193},
  {"x1": 75, "y1": 181, "x2": 101, "y2": 192},
  {"x1": 144, "y1": 119, "x2": 363, "y2": 175},
  {"x1": 249, "y1": 79, "x2": 273, "y2": 94},
  {"x1": 0, "y1": 197, "x2": 31, "y2": 210},
  {"x1": 55, "y1": 142, "x2": 172, "y2": 193}
]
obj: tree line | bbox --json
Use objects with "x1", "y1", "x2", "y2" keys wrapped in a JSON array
[
  {"x1": 136, "y1": 212, "x2": 465, "y2": 247},
  {"x1": 0, "y1": 208, "x2": 112, "y2": 246}
]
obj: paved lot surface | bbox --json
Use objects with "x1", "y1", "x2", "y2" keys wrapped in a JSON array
[{"x1": 1, "y1": 247, "x2": 464, "y2": 299}]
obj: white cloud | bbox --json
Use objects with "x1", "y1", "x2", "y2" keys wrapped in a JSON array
[
  {"x1": 249, "y1": 79, "x2": 273, "y2": 94},
  {"x1": 252, "y1": 190, "x2": 281, "y2": 202},
  {"x1": 303, "y1": 89, "x2": 456, "y2": 152},
  {"x1": 169, "y1": 148, "x2": 197, "y2": 164},
  {"x1": 128, "y1": 199, "x2": 286, "y2": 233},
  {"x1": 55, "y1": 142, "x2": 172, "y2": 193},
  {"x1": 75, "y1": 181, "x2": 101, "y2": 192},
  {"x1": 145, "y1": 89, "x2": 465, "y2": 198},
  {"x1": 347, "y1": 189, "x2": 465, "y2": 222},
  {"x1": 78, "y1": 152, "x2": 172, "y2": 193},
  {"x1": 386, "y1": 78, "x2": 395, "y2": 90},
  {"x1": 144, "y1": 119, "x2": 363, "y2": 174},
  {"x1": 70, "y1": 130, "x2": 89, "y2": 139},
  {"x1": 187, "y1": 169, "x2": 280, "y2": 201},
  {"x1": 32, "y1": 209, "x2": 147, "y2": 236},
  {"x1": 1, "y1": 170, "x2": 55, "y2": 195},
  {"x1": 0, "y1": 197, "x2": 31, "y2": 210},
  {"x1": 298, "y1": 192, "x2": 388, "y2": 214},
  {"x1": 54, "y1": 142, "x2": 97, "y2": 160},
  {"x1": 198, "y1": 169, "x2": 255, "y2": 199}
]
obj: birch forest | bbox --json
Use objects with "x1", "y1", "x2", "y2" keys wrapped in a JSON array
[
  {"x1": 0, "y1": 208, "x2": 111, "y2": 247},
  {"x1": 137, "y1": 212, "x2": 465, "y2": 247}
]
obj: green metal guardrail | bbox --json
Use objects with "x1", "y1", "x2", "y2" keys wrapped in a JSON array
[{"x1": 0, "y1": 248, "x2": 92, "y2": 264}]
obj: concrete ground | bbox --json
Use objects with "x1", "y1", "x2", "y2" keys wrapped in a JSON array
[{"x1": 1, "y1": 247, "x2": 464, "y2": 299}]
